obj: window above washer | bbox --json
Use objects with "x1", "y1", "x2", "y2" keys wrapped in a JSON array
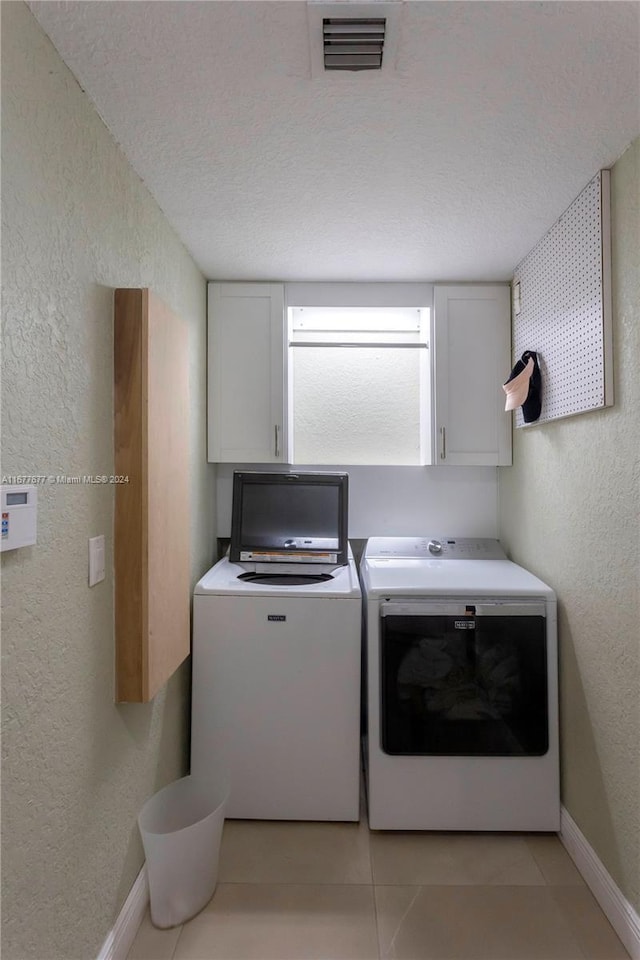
[{"x1": 287, "y1": 306, "x2": 431, "y2": 466}]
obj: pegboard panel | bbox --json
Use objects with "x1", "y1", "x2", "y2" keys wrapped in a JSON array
[{"x1": 512, "y1": 171, "x2": 613, "y2": 427}]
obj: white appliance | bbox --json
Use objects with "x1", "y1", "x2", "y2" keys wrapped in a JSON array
[
  {"x1": 191, "y1": 554, "x2": 362, "y2": 821},
  {"x1": 361, "y1": 537, "x2": 559, "y2": 831}
]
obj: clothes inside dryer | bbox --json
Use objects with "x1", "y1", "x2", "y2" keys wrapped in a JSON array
[{"x1": 380, "y1": 603, "x2": 548, "y2": 757}]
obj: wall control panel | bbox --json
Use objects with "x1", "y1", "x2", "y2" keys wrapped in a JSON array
[{"x1": 1, "y1": 485, "x2": 38, "y2": 552}]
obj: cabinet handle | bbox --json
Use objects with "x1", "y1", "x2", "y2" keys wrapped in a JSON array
[
  {"x1": 274, "y1": 424, "x2": 280, "y2": 458},
  {"x1": 440, "y1": 426, "x2": 446, "y2": 460}
]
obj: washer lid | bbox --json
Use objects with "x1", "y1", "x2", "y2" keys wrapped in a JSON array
[{"x1": 195, "y1": 556, "x2": 361, "y2": 598}]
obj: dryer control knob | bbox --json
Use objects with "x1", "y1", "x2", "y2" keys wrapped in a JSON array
[{"x1": 428, "y1": 539, "x2": 443, "y2": 555}]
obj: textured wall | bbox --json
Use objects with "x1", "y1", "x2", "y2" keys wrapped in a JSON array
[
  {"x1": 1, "y1": 4, "x2": 216, "y2": 958},
  {"x1": 499, "y1": 138, "x2": 640, "y2": 912},
  {"x1": 292, "y1": 347, "x2": 421, "y2": 464}
]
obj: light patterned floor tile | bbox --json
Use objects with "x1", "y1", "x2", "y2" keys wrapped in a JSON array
[
  {"x1": 375, "y1": 884, "x2": 585, "y2": 960},
  {"x1": 525, "y1": 835, "x2": 586, "y2": 885},
  {"x1": 219, "y1": 818, "x2": 372, "y2": 884},
  {"x1": 172, "y1": 883, "x2": 379, "y2": 960},
  {"x1": 127, "y1": 824, "x2": 627, "y2": 960},
  {"x1": 550, "y1": 885, "x2": 630, "y2": 959},
  {"x1": 370, "y1": 832, "x2": 546, "y2": 886},
  {"x1": 127, "y1": 907, "x2": 182, "y2": 960}
]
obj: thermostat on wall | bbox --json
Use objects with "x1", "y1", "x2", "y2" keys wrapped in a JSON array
[{"x1": 1, "y1": 484, "x2": 37, "y2": 551}]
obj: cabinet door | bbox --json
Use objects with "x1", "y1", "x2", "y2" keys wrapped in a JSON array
[
  {"x1": 208, "y1": 282, "x2": 285, "y2": 463},
  {"x1": 433, "y1": 285, "x2": 512, "y2": 466},
  {"x1": 114, "y1": 289, "x2": 190, "y2": 702}
]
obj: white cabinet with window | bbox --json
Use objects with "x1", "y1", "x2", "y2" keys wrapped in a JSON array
[
  {"x1": 208, "y1": 281, "x2": 511, "y2": 467},
  {"x1": 207, "y1": 282, "x2": 285, "y2": 463},
  {"x1": 433, "y1": 285, "x2": 512, "y2": 466}
]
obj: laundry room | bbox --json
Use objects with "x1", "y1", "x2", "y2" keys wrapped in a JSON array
[{"x1": 1, "y1": 3, "x2": 639, "y2": 960}]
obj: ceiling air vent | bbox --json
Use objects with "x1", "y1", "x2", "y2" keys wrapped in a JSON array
[{"x1": 323, "y1": 17, "x2": 386, "y2": 71}]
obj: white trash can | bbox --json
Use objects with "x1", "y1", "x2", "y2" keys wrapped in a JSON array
[{"x1": 138, "y1": 774, "x2": 229, "y2": 928}]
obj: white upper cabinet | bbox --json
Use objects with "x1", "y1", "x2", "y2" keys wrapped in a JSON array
[
  {"x1": 207, "y1": 281, "x2": 512, "y2": 467},
  {"x1": 208, "y1": 282, "x2": 285, "y2": 463},
  {"x1": 432, "y1": 285, "x2": 512, "y2": 466}
]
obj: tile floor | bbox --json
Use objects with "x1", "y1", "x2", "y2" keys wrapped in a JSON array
[{"x1": 128, "y1": 810, "x2": 630, "y2": 960}]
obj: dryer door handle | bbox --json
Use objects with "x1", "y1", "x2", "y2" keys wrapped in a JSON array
[{"x1": 380, "y1": 600, "x2": 547, "y2": 617}]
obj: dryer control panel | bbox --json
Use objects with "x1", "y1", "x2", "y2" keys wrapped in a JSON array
[{"x1": 364, "y1": 537, "x2": 506, "y2": 560}]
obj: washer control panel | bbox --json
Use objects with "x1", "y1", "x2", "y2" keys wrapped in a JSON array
[{"x1": 364, "y1": 537, "x2": 506, "y2": 560}]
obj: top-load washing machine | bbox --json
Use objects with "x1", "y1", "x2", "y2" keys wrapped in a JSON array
[
  {"x1": 190, "y1": 471, "x2": 361, "y2": 822},
  {"x1": 361, "y1": 536, "x2": 559, "y2": 831}
]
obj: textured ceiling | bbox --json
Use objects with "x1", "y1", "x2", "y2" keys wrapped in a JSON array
[{"x1": 27, "y1": 1, "x2": 640, "y2": 282}]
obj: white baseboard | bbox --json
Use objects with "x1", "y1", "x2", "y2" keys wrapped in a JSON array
[
  {"x1": 560, "y1": 806, "x2": 640, "y2": 960},
  {"x1": 97, "y1": 865, "x2": 149, "y2": 960}
]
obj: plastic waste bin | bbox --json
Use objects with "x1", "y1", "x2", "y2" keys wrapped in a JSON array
[{"x1": 138, "y1": 774, "x2": 229, "y2": 928}]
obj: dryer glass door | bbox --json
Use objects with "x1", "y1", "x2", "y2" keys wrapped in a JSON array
[{"x1": 380, "y1": 600, "x2": 548, "y2": 757}]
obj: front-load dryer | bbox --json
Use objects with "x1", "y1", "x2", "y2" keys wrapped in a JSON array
[
  {"x1": 361, "y1": 537, "x2": 559, "y2": 831},
  {"x1": 191, "y1": 553, "x2": 362, "y2": 821}
]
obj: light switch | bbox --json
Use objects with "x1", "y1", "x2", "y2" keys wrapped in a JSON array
[{"x1": 89, "y1": 535, "x2": 105, "y2": 586}]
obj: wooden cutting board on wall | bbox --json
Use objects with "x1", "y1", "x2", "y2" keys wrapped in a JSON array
[{"x1": 114, "y1": 288, "x2": 190, "y2": 703}]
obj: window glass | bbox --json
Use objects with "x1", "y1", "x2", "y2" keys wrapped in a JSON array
[{"x1": 288, "y1": 307, "x2": 430, "y2": 466}]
